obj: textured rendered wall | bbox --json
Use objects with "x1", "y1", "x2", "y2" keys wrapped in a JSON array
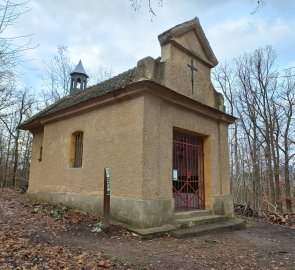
[
  {"x1": 160, "y1": 32, "x2": 216, "y2": 109},
  {"x1": 28, "y1": 96, "x2": 145, "y2": 199},
  {"x1": 219, "y1": 122, "x2": 231, "y2": 196},
  {"x1": 142, "y1": 93, "x2": 231, "y2": 209},
  {"x1": 28, "y1": 91, "x2": 232, "y2": 225}
]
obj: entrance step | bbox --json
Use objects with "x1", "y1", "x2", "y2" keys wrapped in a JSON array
[
  {"x1": 170, "y1": 217, "x2": 245, "y2": 238},
  {"x1": 174, "y1": 210, "x2": 213, "y2": 219},
  {"x1": 119, "y1": 211, "x2": 245, "y2": 238},
  {"x1": 173, "y1": 214, "x2": 229, "y2": 229}
]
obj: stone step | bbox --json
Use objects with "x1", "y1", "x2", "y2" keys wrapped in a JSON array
[
  {"x1": 174, "y1": 210, "x2": 213, "y2": 219},
  {"x1": 173, "y1": 215, "x2": 229, "y2": 229},
  {"x1": 170, "y1": 218, "x2": 246, "y2": 238},
  {"x1": 125, "y1": 224, "x2": 177, "y2": 239}
]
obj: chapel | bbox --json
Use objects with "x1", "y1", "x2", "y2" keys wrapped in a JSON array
[{"x1": 20, "y1": 18, "x2": 238, "y2": 230}]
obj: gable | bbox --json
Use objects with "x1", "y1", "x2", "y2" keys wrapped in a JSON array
[
  {"x1": 175, "y1": 30, "x2": 209, "y2": 66},
  {"x1": 157, "y1": 18, "x2": 222, "y2": 108},
  {"x1": 158, "y1": 17, "x2": 218, "y2": 68}
]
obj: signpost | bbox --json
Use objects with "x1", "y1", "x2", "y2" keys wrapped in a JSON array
[{"x1": 103, "y1": 167, "x2": 110, "y2": 232}]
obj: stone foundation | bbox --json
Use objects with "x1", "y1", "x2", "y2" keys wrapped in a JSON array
[
  {"x1": 28, "y1": 191, "x2": 174, "y2": 228},
  {"x1": 212, "y1": 195, "x2": 234, "y2": 217}
]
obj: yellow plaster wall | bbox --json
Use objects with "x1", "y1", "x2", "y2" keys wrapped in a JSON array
[
  {"x1": 219, "y1": 122, "x2": 231, "y2": 195},
  {"x1": 176, "y1": 30, "x2": 207, "y2": 60},
  {"x1": 160, "y1": 44, "x2": 214, "y2": 108},
  {"x1": 28, "y1": 92, "x2": 231, "y2": 211},
  {"x1": 142, "y1": 93, "x2": 231, "y2": 209},
  {"x1": 28, "y1": 96, "x2": 145, "y2": 199}
]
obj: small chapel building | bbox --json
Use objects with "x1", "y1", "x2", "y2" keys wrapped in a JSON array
[{"x1": 20, "y1": 18, "x2": 236, "y2": 229}]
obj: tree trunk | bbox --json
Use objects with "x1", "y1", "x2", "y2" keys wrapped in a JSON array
[
  {"x1": 284, "y1": 146, "x2": 293, "y2": 212},
  {"x1": 12, "y1": 131, "x2": 20, "y2": 188},
  {"x1": 4, "y1": 132, "x2": 12, "y2": 187}
]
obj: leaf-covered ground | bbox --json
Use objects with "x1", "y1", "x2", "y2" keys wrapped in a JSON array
[{"x1": 1, "y1": 188, "x2": 295, "y2": 269}]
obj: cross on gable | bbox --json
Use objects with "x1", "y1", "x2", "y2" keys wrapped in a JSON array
[{"x1": 187, "y1": 59, "x2": 198, "y2": 94}]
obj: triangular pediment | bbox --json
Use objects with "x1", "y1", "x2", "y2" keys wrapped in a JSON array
[{"x1": 158, "y1": 18, "x2": 218, "y2": 68}]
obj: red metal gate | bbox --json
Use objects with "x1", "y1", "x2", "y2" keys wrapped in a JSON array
[{"x1": 172, "y1": 132, "x2": 204, "y2": 211}]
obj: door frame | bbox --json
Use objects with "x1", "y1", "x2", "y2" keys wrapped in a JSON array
[{"x1": 172, "y1": 130, "x2": 205, "y2": 211}]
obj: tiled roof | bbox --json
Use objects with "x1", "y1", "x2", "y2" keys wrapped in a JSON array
[{"x1": 21, "y1": 68, "x2": 136, "y2": 127}]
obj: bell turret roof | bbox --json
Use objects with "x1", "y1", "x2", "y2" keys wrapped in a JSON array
[{"x1": 70, "y1": 60, "x2": 89, "y2": 78}]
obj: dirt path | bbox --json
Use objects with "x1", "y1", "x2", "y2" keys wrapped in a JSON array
[{"x1": 1, "y1": 188, "x2": 295, "y2": 269}]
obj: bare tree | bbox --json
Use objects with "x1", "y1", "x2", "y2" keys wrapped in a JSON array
[
  {"x1": 0, "y1": 87, "x2": 34, "y2": 187},
  {"x1": 130, "y1": 0, "x2": 264, "y2": 17},
  {"x1": 247, "y1": 47, "x2": 280, "y2": 209},
  {"x1": 213, "y1": 63, "x2": 239, "y2": 194},
  {"x1": 251, "y1": 0, "x2": 265, "y2": 14},
  {"x1": 41, "y1": 45, "x2": 74, "y2": 106},
  {"x1": 95, "y1": 65, "x2": 113, "y2": 84},
  {"x1": 213, "y1": 45, "x2": 295, "y2": 213},
  {"x1": 41, "y1": 45, "x2": 113, "y2": 106},
  {"x1": 0, "y1": 1, "x2": 35, "y2": 188},
  {"x1": 0, "y1": 0, "x2": 32, "y2": 85},
  {"x1": 236, "y1": 67, "x2": 261, "y2": 210},
  {"x1": 130, "y1": 0, "x2": 164, "y2": 19},
  {"x1": 87, "y1": 65, "x2": 113, "y2": 86},
  {"x1": 278, "y1": 69, "x2": 295, "y2": 212}
]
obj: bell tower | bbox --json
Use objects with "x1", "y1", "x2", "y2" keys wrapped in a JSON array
[{"x1": 70, "y1": 60, "x2": 89, "y2": 95}]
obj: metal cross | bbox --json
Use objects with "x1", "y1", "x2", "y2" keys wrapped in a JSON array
[{"x1": 187, "y1": 59, "x2": 198, "y2": 94}]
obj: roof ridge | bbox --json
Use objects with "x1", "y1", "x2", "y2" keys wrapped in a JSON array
[
  {"x1": 19, "y1": 67, "x2": 137, "y2": 129},
  {"x1": 86, "y1": 67, "x2": 136, "y2": 92}
]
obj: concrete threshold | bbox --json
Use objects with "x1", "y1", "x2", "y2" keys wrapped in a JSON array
[
  {"x1": 110, "y1": 220, "x2": 177, "y2": 238},
  {"x1": 111, "y1": 217, "x2": 246, "y2": 239},
  {"x1": 127, "y1": 224, "x2": 178, "y2": 237},
  {"x1": 170, "y1": 217, "x2": 246, "y2": 238}
]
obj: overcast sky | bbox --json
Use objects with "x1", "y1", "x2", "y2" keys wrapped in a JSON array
[{"x1": 7, "y1": 0, "x2": 295, "y2": 92}]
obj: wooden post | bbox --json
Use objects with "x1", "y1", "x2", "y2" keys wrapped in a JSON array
[{"x1": 103, "y1": 167, "x2": 110, "y2": 232}]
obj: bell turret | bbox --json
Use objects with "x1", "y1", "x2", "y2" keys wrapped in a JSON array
[{"x1": 70, "y1": 60, "x2": 89, "y2": 95}]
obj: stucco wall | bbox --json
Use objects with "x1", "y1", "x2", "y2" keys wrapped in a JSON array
[
  {"x1": 177, "y1": 30, "x2": 208, "y2": 61},
  {"x1": 160, "y1": 46, "x2": 215, "y2": 111},
  {"x1": 29, "y1": 96, "x2": 145, "y2": 199},
  {"x1": 28, "y1": 90, "x2": 232, "y2": 226},
  {"x1": 142, "y1": 93, "x2": 231, "y2": 209}
]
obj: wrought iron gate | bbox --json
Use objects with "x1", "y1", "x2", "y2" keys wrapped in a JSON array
[{"x1": 172, "y1": 132, "x2": 204, "y2": 211}]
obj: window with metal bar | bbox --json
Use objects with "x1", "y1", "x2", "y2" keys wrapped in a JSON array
[{"x1": 69, "y1": 131, "x2": 84, "y2": 168}]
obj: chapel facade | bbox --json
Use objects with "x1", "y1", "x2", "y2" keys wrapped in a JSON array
[{"x1": 20, "y1": 18, "x2": 235, "y2": 228}]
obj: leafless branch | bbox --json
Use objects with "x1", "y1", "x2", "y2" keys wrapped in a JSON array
[{"x1": 250, "y1": 0, "x2": 265, "y2": 15}]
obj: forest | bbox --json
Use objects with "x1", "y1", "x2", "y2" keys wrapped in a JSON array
[{"x1": 213, "y1": 46, "x2": 295, "y2": 213}]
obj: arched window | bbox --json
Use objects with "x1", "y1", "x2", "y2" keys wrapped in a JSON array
[{"x1": 69, "y1": 131, "x2": 84, "y2": 168}]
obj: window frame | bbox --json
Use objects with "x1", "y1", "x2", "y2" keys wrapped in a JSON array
[{"x1": 69, "y1": 131, "x2": 84, "y2": 168}]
